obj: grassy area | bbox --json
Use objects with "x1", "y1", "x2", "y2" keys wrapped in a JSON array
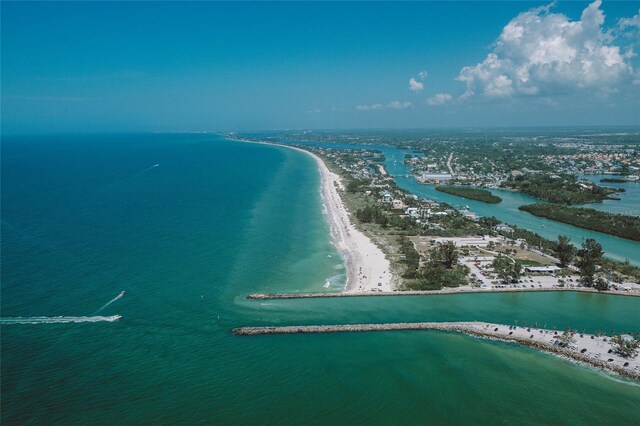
[{"x1": 435, "y1": 186, "x2": 502, "y2": 204}]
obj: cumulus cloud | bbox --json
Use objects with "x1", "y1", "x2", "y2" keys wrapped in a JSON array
[
  {"x1": 409, "y1": 78, "x2": 424, "y2": 91},
  {"x1": 619, "y1": 9, "x2": 640, "y2": 39},
  {"x1": 418, "y1": 70, "x2": 428, "y2": 80},
  {"x1": 457, "y1": 0, "x2": 635, "y2": 98},
  {"x1": 426, "y1": 93, "x2": 453, "y2": 106},
  {"x1": 356, "y1": 101, "x2": 412, "y2": 111}
]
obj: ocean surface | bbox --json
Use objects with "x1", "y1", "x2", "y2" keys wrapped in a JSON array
[{"x1": 1, "y1": 134, "x2": 639, "y2": 425}]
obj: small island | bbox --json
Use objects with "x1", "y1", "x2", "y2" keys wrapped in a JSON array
[
  {"x1": 519, "y1": 204, "x2": 640, "y2": 242},
  {"x1": 600, "y1": 177, "x2": 628, "y2": 183},
  {"x1": 435, "y1": 186, "x2": 502, "y2": 204},
  {"x1": 504, "y1": 174, "x2": 623, "y2": 204}
]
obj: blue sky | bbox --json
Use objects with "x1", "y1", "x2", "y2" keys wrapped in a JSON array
[{"x1": 2, "y1": 1, "x2": 639, "y2": 133}]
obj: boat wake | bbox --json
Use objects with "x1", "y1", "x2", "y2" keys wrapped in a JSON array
[
  {"x1": 0, "y1": 315, "x2": 122, "y2": 325},
  {"x1": 93, "y1": 291, "x2": 126, "y2": 315}
]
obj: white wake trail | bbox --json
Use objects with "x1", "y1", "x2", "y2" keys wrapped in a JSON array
[
  {"x1": 93, "y1": 291, "x2": 125, "y2": 315},
  {"x1": 0, "y1": 315, "x2": 121, "y2": 325}
]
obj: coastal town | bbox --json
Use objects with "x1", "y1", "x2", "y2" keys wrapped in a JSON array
[
  {"x1": 231, "y1": 133, "x2": 640, "y2": 296},
  {"x1": 4, "y1": 1, "x2": 640, "y2": 423},
  {"x1": 232, "y1": 135, "x2": 640, "y2": 383}
]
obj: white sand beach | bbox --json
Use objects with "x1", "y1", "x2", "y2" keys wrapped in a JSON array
[
  {"x1": 231, "y1": 137, "x2": 393, "y2": 292},
  {"x1": 288, "y1": 146, "x2": 393, "y2": 292}
]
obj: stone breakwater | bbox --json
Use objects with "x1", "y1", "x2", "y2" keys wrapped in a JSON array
[
  {"x1": 246, "y1": 287, "x2": 640, "y2": 299},
  {"x1": 233, "y1": 321, "x2": 640, "y2": 381}
]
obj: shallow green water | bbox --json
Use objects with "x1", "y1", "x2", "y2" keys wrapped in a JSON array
[{"x1": 1, "y1": 134, "x2": 638, "y2": 424}]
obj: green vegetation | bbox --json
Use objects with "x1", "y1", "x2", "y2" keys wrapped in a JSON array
[
  {"x1": 556, "y1": 330, "x2": 576, "y2": 348},
  {"x1": 492, "y1": 255, "x2": 523, "y2": 284},
  {"x1": 610, "y1": 335, "x2": 640, "y2": 358},
  {"x1": 553, "y1": 235, "x2": 576, "y2": 267},
  {"x1": 576, "y1": 239, "x2": 604, "y2": 288},
  {"x1": 401, "y1": 239, "x2": 468, "y2": 291},
  {"x1": 398, "y1": 236, "x2": 420, "y2": 273},
  {"x1": 407, "y1": 265, "x2": 469, "y2": 291},
  {"x1": 519, "y1": 204, "x2": 640, "y2": 242},
  {"x1": 355, "y1": 205, "x2": 389, "y2": 226},
  {"x1": 435, "y1": 186, "x2": 502, "y2": 204},
  {"x1": 600, "y1": 178, "x2": 627, "y2": 183},
  {"x1": 505, "y1": 174, "x2": 621, "y2": 204},
  {"x1": 603, "y1": 258, "x2": 640, "y2": 283}
]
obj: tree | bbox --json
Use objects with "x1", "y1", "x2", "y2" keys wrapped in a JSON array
[
  {"x1": 553, "y1": 235, "x2": 575, "y2": 267},
  {"x1": 610, "y1": 335, "x2": 640, "y2": 358},
  {"x1": 595, "y1": 276, "x2": 609, "y2": 291},
  {"x1": 576, "y1": 238, "x2": 604, "y2": 287},
  {"x1": 557, "y1": 330, "x2": 576, "y2": 348},
  {"x1": 492, "y1": 255, "x2": 521, "y2": 284},
  {"x1": 439, "y1": 241, "x2": 459, "y2": 269},
  {"x1": 511, "y1": 260, "x2": 523, "y2": 283}
]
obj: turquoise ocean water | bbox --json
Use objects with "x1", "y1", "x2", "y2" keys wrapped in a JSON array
[{"x1": 2, "y1": 134, "x2": 639, "y2": 424}]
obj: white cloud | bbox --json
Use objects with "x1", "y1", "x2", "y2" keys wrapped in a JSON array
[
  {"x1": 409, "y1": 78, "x2": 424, "y2": 91},
  {"x1": 426, "y1": 93, "x2": 453, "y2": 106},
  {"x1": 356, "y1": 101, "x2": 412, "y2": 111},
  {"x1": 619, "y1": 9, "x2": 640, "y2": 37},
  {"x1": 457, "y1": 0, "x2": 635, "y2": 98},
  {"x1": 387, "y1": 100, "x2": 412, "y2": 109},
  {"x1": 307, "y1": 108, "x2": 322, "y2": 114},
  {"x1": 356, "y1": 103, "x2": 384, "y2": 111},
  {"x1": 418, "y1": 70, "x2": 428, "y2": 80}
]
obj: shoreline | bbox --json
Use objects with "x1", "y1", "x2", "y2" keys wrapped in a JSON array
[
  {"x1": 228, "y1": 136, "x2": 393, "y2": 292},
  {"x1": 233, "y1": 321, "x2": 640, "y2": 381}
]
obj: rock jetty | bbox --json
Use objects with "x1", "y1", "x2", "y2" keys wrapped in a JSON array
[{"x1": 233, "y1": 321, "x2": 640, "y2": 381}]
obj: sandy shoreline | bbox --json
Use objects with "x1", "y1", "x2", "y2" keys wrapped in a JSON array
[{"x1": 229, "y1": 137, "x2": 393, "y2": 292}]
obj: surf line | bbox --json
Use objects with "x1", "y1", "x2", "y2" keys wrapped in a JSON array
[
  {"x1": 93, "y1": 291, "x2": 126, "y2": 315},
  {"x1": 0, "y1": 315, "x2": 122, "y2": 325}
]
